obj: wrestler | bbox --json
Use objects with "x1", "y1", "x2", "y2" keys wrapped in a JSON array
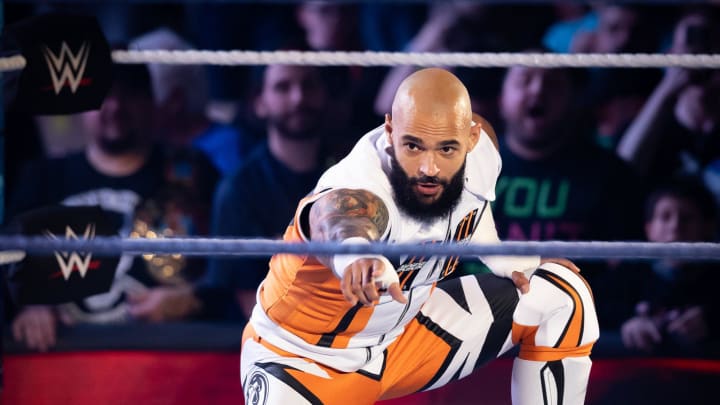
[{"x1": 241, "y1": 68, "x2": 598, "y2": 405}]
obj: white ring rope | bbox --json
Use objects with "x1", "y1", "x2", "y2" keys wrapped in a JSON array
[
  {"x1": 2, "y1": 48, "x2": 718, "y2": 263},
  {"x1": 0, "y1": 236, "x2": 719, "y2": 261},
  {"x1": 2, "y1": 51, "x2": 720, "y2": 72}
]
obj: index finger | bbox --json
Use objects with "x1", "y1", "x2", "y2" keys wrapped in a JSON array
[
  {"x1": 387, "y1": 283, "x2": 408, "y2": 304},
  {"x1": 341, "y1": 267, "x2": 359, "y2": 306}
]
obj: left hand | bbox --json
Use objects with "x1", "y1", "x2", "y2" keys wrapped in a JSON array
[{"x1": 511, "y1": 271, "x2": 530, "y2": 294}]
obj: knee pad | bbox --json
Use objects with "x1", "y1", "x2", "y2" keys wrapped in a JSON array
[{"x1": 511, "y1": 260, "x2": 599, "y2": 361}]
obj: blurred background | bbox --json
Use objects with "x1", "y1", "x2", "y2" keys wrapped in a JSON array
[{"x1": 1, "y1": 1, "x2": 719, "y2": 404}]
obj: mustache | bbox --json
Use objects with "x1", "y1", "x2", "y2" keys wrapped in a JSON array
[
  {"x1": 409, "y1": 176, "x2": 446, "y2": 186},
  {"x1": 288, "y1": 106, "x2": 321, "y2": 116}
]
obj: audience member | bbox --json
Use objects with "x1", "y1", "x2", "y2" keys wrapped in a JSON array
[
  {"x1": 126, "y1": 63, "x2": 331, "y2": 323},
  {"x1": 373, "y1": 2, "x2": 554, "y2": 119},
  {"x1": 619, "y1": 179, "x2": 719, "y2": 356},
  {"x1": 570, "y1": 4, "x2": 660, "y2": 54},
  {"x1": 130, "y1": 28, "x2": 251, "y2": 176},
  {"x1": 7, "y1": 64, "x2": 218, "y2": 351},
  {"x1": 572, "y1": 4, "x2": 664, "y2": 149},
  {"x1": 373, "y1": 2, "x2": 500, "y2": 117},
  {"x1": 488, "y1": 62, "x2": 644, "y2": 293},
  {"x1": 493, "y1": 63, "x2": 642, "y2": 244},
  {"x1": 295, "y1": 2, "x2": 385, "y2": 157},
  {"x1": 617, "y1": 9, "x2": 720, "y2": 205}
]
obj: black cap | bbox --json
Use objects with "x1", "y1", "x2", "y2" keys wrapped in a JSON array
[
  {"x1": 6, "y1": 205, "x2": 119, "y2": 305},
  {"x1": 7, "y1": 13, "x2": 113, "y2": 115}
]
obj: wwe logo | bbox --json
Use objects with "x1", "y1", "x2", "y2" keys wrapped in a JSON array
[
  {"x1": 44, "y1": 224, "x2": 96, "y2": 280},
  {"x1": 42, "y1": 41, "x2": 91, "y2": 95}
]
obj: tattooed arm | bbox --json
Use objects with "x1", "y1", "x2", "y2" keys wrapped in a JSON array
[
  {"x1": 308, "y1": 189, "x2": 405, "y2": 306},
  {"x1": 309, "y1": 188, "x2": 389, "y2": 242}
]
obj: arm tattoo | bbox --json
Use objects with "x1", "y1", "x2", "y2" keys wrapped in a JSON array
[{"x1": 309, "y1": 189, "x2": 389, "y2": 241}]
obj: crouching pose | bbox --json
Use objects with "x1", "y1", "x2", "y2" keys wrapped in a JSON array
[{"x1": 241, "y1": 68, "x2": 599, "y2": 405}]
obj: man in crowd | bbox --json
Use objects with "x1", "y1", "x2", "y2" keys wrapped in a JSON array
[
  {"x1": 8, "y1": 64, "x2": 217, "y2": 350},
  {"x1": 127, "y1": 63, "x2": 331, "y2": 323}
]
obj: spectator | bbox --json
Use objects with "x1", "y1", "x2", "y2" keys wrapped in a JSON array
[
  {"x1": 372, "y1": 2, "x2": 500, "y2": 117},
  {"x1": 130, "y1": 28, "x2": 251, "y2": 176},
  {"x1": 127, "y1": 63, "x2": 331, "y2": 323},
  {"x1": 617, "y1": 8, "x2": 720, "y2": 205},
  {"x1": 295, "y1": 1, "x2": 385, "y2": 157},
  {"x1": 492, "y1": 63, "x2": 642, "y2": 243},
  {"x1": 487, "y1": 62, "x2": 644, "y2": 292},
  {"x1": 7, "y1": 64, "x2": 218, "y2": 351},
  {"x1": 620, "y1": 179, "x2": 719, "y2": 356},
  {"x1": 373, "y1": 2, "x2": 553, "y2": 121},
  {"x1": 570, "y1": 4, "x2": 664, "y2": 150},
  {"x1": 570, "y1": 4, "x2": 660, "y2": 54}
]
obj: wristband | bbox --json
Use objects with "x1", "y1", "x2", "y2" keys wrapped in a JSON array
[
  {"x1": 372, "y1": 256, "x2": 400, "y2": 290},
  {"x1": 331, "y1": 237, "x2": 372, "y2": 279}
]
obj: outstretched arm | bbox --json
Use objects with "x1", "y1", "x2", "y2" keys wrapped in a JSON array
[{"x1": 308, "y1": 189, "x2": 406, "y2": 305}]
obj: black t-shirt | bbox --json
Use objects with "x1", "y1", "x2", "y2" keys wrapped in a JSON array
[
  {"x1": 8, "y1": 149, "x2": 164, "y2": 221},
  {"x1": 492, "y1": 138, "x2": 646, "y2": 296},
  {"x1": 6, "y1": 146, "x2": 218, "y2": 321},
  {"x1": 493, "y1": 138, "x2": 644, "y2": 243}
]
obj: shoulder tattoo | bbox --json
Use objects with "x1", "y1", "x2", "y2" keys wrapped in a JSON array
[{"x1": 309, "y1": 189, "x2": 389, "y2": 241}]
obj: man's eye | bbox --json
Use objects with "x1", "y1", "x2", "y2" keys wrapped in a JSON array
[
  {"x1": 440, "y1": 146, "x2": 456, "y2": 154},
  {"x1": 405, "y1": 143, "x2": 420, "y2": 151}
]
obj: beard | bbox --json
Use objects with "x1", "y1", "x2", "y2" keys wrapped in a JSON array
[
  {"x1": 389, "y1": 151, "x2": 465, "y2": 221},
  {"x1": 269, "y1": 109, "x2": 323, "y2": 141}
]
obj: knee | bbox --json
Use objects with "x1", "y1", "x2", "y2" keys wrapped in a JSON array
[
  {"x1": 536, "y1": 258, "x2": 594, "y2": 302},
  {"x1": 512, "y1": 260, "x2": 599, "y2": 351}
]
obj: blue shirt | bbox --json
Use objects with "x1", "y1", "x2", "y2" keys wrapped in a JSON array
[{"x1": 195, "y1": 143, "x2": 323, "y2": 322}]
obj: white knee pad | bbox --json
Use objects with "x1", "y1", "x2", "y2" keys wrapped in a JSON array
[
  {"x1": 513, "y1": 261, "x2": 599, "y2": 348},
  {"x1": 510, "y1": 262, "x2": 598, "y2": 405}
]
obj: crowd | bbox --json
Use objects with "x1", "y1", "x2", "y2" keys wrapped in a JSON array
[{"x1": 3, "y1": 1, "x2": 719, "y2": 359}]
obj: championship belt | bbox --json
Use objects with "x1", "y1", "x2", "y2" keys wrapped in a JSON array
[
  {"x1": 131, "y1": 147, "x2": 213, "y2": 286},
  {"x1": 132, "y1": 190, "x2": 193, "y2": 286}
]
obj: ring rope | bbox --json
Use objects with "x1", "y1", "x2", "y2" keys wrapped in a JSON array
[
  {"x1": 2, "y1": 51, "x2": 720, "y2": 72},
  {"x1": 1, "y1": 236, "x2": 719, "y2": 260}
]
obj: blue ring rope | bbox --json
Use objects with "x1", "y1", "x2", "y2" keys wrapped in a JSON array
[{"x1": 0, "y1": 236, "x2": 719, "y2": 260}]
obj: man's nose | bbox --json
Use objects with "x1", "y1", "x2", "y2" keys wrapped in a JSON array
[
  {"x1": 289, "y1": 85, "x2": 307, "y2": 106},
  {"x1": 101, "y1": 95, "x2": 120, "y2": 115},
  {"x1": 528, "y1": 76, "x2": 546, "y2": 96},
  {"x1": 419, "y1": 153, "x2": 440, "y2": 177}
]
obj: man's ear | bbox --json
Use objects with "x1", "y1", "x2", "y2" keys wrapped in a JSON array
[
  {"x1": 472, "y1": 113, "x2": 499, "y2": 152},
  {"x1": 385, "y1": 113, "x2": 393, "y2": 144}
]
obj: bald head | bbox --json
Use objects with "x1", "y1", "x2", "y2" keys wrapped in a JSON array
[
  {"x1": 391, "y1": 68, "x2": 473, "y2": 130},
  {"x1": 384, "y1": 69, "x2": 482, "y2": 220}
]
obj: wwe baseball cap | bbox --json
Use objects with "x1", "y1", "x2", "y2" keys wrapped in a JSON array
[
  {"x1": 6, "y1": 13, "x2": 113, "y2": 114},
  {"x1": 6, "y1": 205, "x2": 119, "y2": 305}
]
